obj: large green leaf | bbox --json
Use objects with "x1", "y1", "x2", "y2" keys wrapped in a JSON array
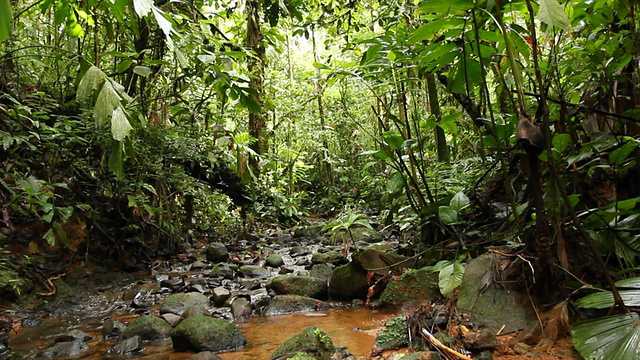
[
  {"x1": 438, "y1": 206, "x2": 458, "y2": 225},
  {"x1": 94, "y1": 81, "x2": 121, "y2": 125},
  {"x1": 537, "y1": 0, "x2": 570, "y2": 30},
  {"x1": 572, "y1": 313, "x2": 640, "y2": 360},
  {"x1": 0, "y1": 0, "x2": 12, "y2": 42},
  {"x1": 111, "y1": 106, "x2": 133, "y2": 142},
  {"x1": 575, "y1": 290, "x2": 640, "y2": 309},
  {"x1": 438, "y1": 262, "x2": 465, "y2": 296},
  {"x1": 133, "y1": 0, "x2": 153, "y2": 17},
  {"x1": 382, "y1": 131, "x2": 405, "y2": 151},
  {"x1": 77, "y1": 66, "x2": 107, "y2": 101},
  {"x1": 450, "y1": 191, "x2": 469, "y2": 213},
  {"x1": 417, "y1": 0, "x2": 475, "y2": 14}
]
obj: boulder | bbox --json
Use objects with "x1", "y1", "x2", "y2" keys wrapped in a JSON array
[
  {"x1": 272, "y1": 326, "x2": 335, "y2": 360},
  {"x1": 238, "y1": 265, "x2": 271, "y2": 278},
  {"x1": 328, "y1": 262, "x2": 368, "y2": 300},
  {"x1": 311, "y1": 251, "x2": 345, "y2": 265},
  {"x1": 108, "y1": 335, "x2": 144, "y2": 355},
  {"x1": 40, "y1": 340, "x2": 89, "y2": 358},
  {"x1": 373, "y1": 316, "x2": 409, "y2": 352},
  {"x1": 379, "y1": 268, "x2": 440, "y2": 305},
  {"x1": 205, "y1": 242, "x2": 229, "y2": 263},
  {"x1": 171, "y1": 316, "x2": 246, "y2": 352},
  {"x1": 120, "y1": 315, "x2": 172, "y2": 340},
  {"x1": 188, "y1": 351, "x2": 223, "y2": 360},
  {"x1": 456, "y1": 254, "x2": 536, "y2": 334},
  {"x1": 160, "y1": 292, "x2": 210, "y2": 316},
  {"x1": 263, "y1": 295, "x2": 330, "y2": 316},
  {"x1": 267, "y1": 275, "x2": 328, "y2": 300},
  {"x1": 209, "y1": 263, "x2": 234, "y2": 279}
]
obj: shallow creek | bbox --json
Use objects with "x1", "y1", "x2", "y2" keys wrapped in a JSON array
[
  {"x1": 9, "y1": 306, "x2": 395, "y2": 359},
  {"x1": 7, "y1": 237, "x2": 401, "y2": 358}
]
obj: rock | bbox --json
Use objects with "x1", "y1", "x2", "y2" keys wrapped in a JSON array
[
  {"x1": 374, "y1": 316, "x2": 409, "y2": 351},
  {"x1": 357, "y1": 249, "x2": 412, "y2": 275},
  {"x1": 231, "y1": 297, "x2": 252, "y2": 319},
  {"x1": 461, "y1": 328, "x2": 497, "y2": 351},
  {"x1": 263, "y1": 295, "x2": 330, "y2": 316},
  {"x1": 328, "y1": 262, "x2": 369, "y2": 300},
  {"x1": 108, "y1": 335, "x2": 144, "y2": 355},
  {"x1": 380, "y1": 267, "x2": 441, "y2": 305},
  {"x1": 290, "y1": 246, "x2": 309, "y2": 256},
  {"x1": 238, "y1": 265, "x2": 271, "y2": 278},
  {"x1": 188, "y1": 351, "x2": 223, "y2": 360},
  {"x1": 102, "y1": 320, "x2": 127, "y2": 340},
  {"x1": 293, "y1": 225, "x2": 325, "y2": 238},
  {"x1": 311, "y1": 251, "x2": 345, "y2": 265},
  {"x1": 161, "y1": 313, "x2": 182, "y2": 327},
  {"x1": 272, "y1": 326, "x2": 335, "y2": 360},
  {"x1": 54, "y1": 329, "x2": 92, "y2": 343},
  {"x1": 209, "y1": 263, "x2": 234, "y2": 279},
  {"x1": 160, "y1": 292, "x2": 210, "y2": 316},
  {"x1": 398, "y1": 351, "x2": 441, "y2": 359},
  {"x1": 265, "y1": 254, "x2": 285, "y2": 267},
  {"x1": 309, "y1": 264, "x2": 333, "y2": 281},
  {"x1": 456, "y1": 254, "x2": 537, "y2": 334},
  {"x1": 182, "y1": 305, "x2": 209, "y2": 319},
  {"x1": 40, "y1": 340, "x2": 89, "y2": 358},
  {"x1": 120, "y1": 315, "x2": 172, "y2": 340},
  {"x1": 267, "y1": 275, "x2": 328, "y2": 300},
  {"x1": 21, "y1": 318, "x2": 44, "y2": 327},
  {"x1": 191, "y1": 259, "x2": 209, "y2": 270},
  {"x1": 160, "y1": 277, "x2": 186, "y2": 291},
  {"x1": 171, "y1": 316, "x2": 246, "y2": 352},
  {"x1": 211, "y1": 287, "x2": 231, "y2": 306},
  {"x1": 205, "y1": 242, "x2": 229, "y2": 263}
]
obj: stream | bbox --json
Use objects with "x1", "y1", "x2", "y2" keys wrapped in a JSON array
[{"x1": 4, "y1": 231, "x2": 402, "y2": 359}]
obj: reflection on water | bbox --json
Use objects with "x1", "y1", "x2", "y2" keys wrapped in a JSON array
[{"x1": 9, "y1": 307, "x2": 396, "y2": 359}]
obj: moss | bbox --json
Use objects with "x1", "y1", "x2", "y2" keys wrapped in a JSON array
[
  {"x1": 272, "y1": 326, "x2": 334, "y2": 360},
  {"x1": 374, "y1": 316, "x2": 409, "y2": 350}
]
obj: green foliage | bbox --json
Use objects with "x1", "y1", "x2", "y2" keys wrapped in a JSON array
[{"x1": 323, "y1": 207, "x2": 373, "y2": 248}]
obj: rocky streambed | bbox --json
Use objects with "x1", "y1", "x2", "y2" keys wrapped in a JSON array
[{"x1": 2, "y1": 226, "x2": 554, "y2": 359}]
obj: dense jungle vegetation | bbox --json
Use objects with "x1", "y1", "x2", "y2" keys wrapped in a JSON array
[{"x1": 1, "y1": 0, "x2": 639, "y2": 358}]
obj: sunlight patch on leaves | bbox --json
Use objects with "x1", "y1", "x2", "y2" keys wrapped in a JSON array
[{"x1": 133, "y1": 0, "x2": 153, "y2": 17}]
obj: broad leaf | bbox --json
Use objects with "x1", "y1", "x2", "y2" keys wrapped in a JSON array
[
  {"x1": 572, "y1": 313, "x2": 640, "y2": 360},
  {"x1": 111, "y1": 106, "x2": 133, "y2": 141},
  {"x1": 609, "y1": 141, "x2": 639, "y2": 166},
  {"x1": 94, "y1": 81, "x2": 121, "y2": 125},
  {"x1": 417, "y1": 0, "x2": 475, "y2": 14},
  {"x1": 438, "y1": 206, "x2": 458, "y2": 225},
  {"x1": 133, "y1": 66, "x2": 152, "y2": 77},
  {"x1": 552, "y1": 133, "x2": 571, "y2": 153},
  {"x1": 450, "y1": 191, "x2": 469, "y2": 213},
  {"x1": 575, "y1": 290, "x2": 640, "y2": 309},
  {"x1": 77, "y1": 66, "x2": 107, "y2": 101},
  {"x1": 133, "y1": 0, "x2": 153, "y2": 17},
  {"x1": 537, "y1": 0, "x2": 570, "y2": 30},
  {"x1": 439, "y1": 262, "x2": 465, "y2": 296},
  {"x1": 382, "y1": 131, "x2": 405, "y2": 151},
  {"x1": 0, "y1": 0, "x2": 12, "y2": 41},
  {"x1": 615, "y1": 277, "x2": 640, "y2": 289}
]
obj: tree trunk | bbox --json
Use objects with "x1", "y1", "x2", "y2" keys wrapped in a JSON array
[
  {"x1": 246, "y1": 0, "x2": 266, "y2": 175},
  {"x1": 427, "y1": 72, "x2": 449, "y2": 162}
]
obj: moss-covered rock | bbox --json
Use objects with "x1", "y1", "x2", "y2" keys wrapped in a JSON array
[
  {"x1": 160, "y1": 292, "x2": 210, "y2": 316},
  {"x1": 311, "y1": 251, "x2": 345, "y2": 265},
  {"x1": 328, "y1": 262, "x2": 368, "y2": 300},
  {"x1": 374, "y1": 316, "x2": 409, "y2": 351},
  {"x1": 171, "y1": 316, "x2": 246, "y2": 352},
  {"x1": 238, "y1": 265, "x2": 270, "y2": 278},
  {"x1": 456, "y1": 254, "x2": 536, "y2": 334},
  {"x1": 267, "y1": 275, "x2": 328, "y2": 300},
  {"x1": 265, "y1": 254, "x2": 285, "y2": 267},
  {"x1": 272, "y1": 326, "x2": 335, "y2": 360},
  {"x1": 205, "y1": 242, "x2": 229, "y2": 263},
  {"x1": 263, "y1": 295, "x2": 330, "y2": 316},
  {"x1": 121, "y1": 315, "x2": 172, "y2": 340},
  {"x1": 380, "y1": 268, "x2": 440, "y2": 305}
]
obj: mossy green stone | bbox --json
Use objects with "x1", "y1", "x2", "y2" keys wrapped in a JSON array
[
  {"x1": 121, "y1": 315, "x2": 172, "y2": 340},
  {"x1": 171, "y1": 316, "x2": 246, "y2": 352},
  {"x1": 272, "y1": 326, "x2": 334, "y2": 360}
]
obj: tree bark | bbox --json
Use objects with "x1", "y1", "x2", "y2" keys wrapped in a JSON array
[{"x1": 246, "y1": 0, "x2": 266, "y2": 175}]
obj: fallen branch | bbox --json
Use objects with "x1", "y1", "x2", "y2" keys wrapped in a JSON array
[{"x1": 421, "y1": 328, "x2": 472, "y2": 360}]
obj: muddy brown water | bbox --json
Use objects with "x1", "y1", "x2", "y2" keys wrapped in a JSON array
[{"x1": 9, "y1": 306, "x2": 395, "y2": 359}]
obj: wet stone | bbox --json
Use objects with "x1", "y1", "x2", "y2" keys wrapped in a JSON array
[
  {"x1": 188, "y1": 351, "x2": 223, "y2": 360},
  {"x1": 267, "y1": 275, "x2": 328, "y2": 300},
  {"x1": 54, "y1": 329, "x2": 92, "y2": 343},
  {"x1": 21, "y1": 318, "x2": 44, "y2": 328},
  {"x1": 311, "y1": 251, "x2": 346, "y2": 265},
  {"x1": 290, "y1": 246, "x2": 309, "y2": 256},
  {"x1": 160, "y1": 292, "x2": 210, "y2": 316},
  {"x1": 171, "y1": 316, "x2": 246, "y2": 352},
  {"x1": 231, "y1": 297, "x2": 252, "y2": 319},
  {"x1": 102, "y1": 320, "x2": 127, "y2": 340},
  {"x1": 155, "y1": 274, "x2": 170, "y2": 282},
  {"x1": 462, "y1": 328, "x2": 498, "y2": 351},
  {"x1": 272, "y1": 326, "x2": 335, "y2": 360},
  {"x1": 191, "y1": 259, "x2": 209, "y2": 270},
  {"x1": 108, "y1": 335, "x2": 143, "y2": 355},
  {"x1": 161, "y1": 313, "x2": 182, "y2": 327},
  {"x1": 160, "y1": 277, "x2": 185, "y2": 291},
  {"x1": 263, "y1": 295, "x2": 330, "y2": 316},
  {"x1": 182, "y1": 305, "x2": 209, "y2": 319},
  {"x1": 265, "y1": 254, "x2": 285, "y2": 268},
  {"x1": 205, "y1": 242, "x2": 230, "y2": 263},
  {"x1": 211, "y1": 287, "x2": 230, "y2": 306},
  {"x1": 209, "y1": 263, "x2": 234, "y2": 279},
  {"x1": 120, "y1": 315, "x2": 172, "y2": 340},
  {"x1": 238, "y1": 265, "x2": 270, "y2": 278},
  {"x1": 309, "y1": 264, "x2": 333, "y2": 281},
  {"x1": 40, "y1": 340, "x2": 89, "y2": 358}
]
